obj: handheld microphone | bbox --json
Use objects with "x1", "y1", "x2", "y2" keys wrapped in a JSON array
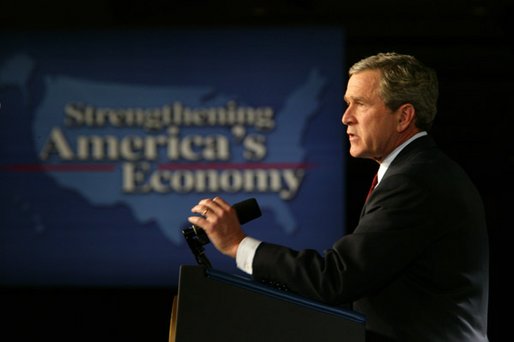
[
  {"x1": 182, "y1": 198, "x2": 262, "y2": 268},
  {"x1": 232, "y1": 197, "x2": 263, "y2": 224}
]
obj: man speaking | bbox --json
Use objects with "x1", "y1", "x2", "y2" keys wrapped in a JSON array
[{"x1": 187, "y1": 52, "x2": 489, "y2": 342}]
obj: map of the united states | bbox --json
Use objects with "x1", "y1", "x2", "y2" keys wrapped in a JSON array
[{"x1": 1, "y1": 53, "x2": 327, "y2": 246}]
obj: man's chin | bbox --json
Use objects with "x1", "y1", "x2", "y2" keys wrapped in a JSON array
[
  {"x1": 348, "y1": 148, "x2": 364, "y2": 159},
  {"x1": 349, "y1": 149, "x2": 377, "y2": 162}
]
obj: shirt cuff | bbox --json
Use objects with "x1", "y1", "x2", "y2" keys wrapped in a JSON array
[{"x1": 236, "y1": 236, "x2": 262, "y2": 275}]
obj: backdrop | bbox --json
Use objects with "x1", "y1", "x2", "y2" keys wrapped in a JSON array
[{"x1": 0, "y1": 27, "x2": 346, "y2": 286}]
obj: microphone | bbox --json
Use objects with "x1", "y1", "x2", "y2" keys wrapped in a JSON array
[
  {"x1": 232, "y1": 197, "x2": 262, "y2": 224},
  {"x1": 182, "y1": 198, "x2": 262, "y2": 268}
]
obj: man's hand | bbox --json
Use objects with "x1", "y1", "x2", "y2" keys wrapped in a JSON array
[{"x1": 188, "y1": 196, "x2": 246, "y2": 258}]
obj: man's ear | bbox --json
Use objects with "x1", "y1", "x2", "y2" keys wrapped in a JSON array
[{"x1": 397, "y1": 103, "x2": 416, "y2": 132}]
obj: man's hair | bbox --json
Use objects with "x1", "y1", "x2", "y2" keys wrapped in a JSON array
[{"x1": 349, "y1": 52, "x2": 439, "y2": 131}]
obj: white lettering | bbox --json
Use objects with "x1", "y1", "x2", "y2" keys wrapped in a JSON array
[{"x1": 122, "y1": 163, "x2": 305, "y2": 199}]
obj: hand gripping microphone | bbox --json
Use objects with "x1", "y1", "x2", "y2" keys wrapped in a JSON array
[{"x1": 182, "y1": 198, "x2": 262, "y2": 268}]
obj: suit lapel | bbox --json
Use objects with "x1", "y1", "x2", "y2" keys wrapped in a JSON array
[{"x1": 359, "y1": 135, "x2": 435, "y2": 217}]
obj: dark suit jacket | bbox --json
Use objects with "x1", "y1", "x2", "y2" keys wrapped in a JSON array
[{"x1": 252, "y1": 136, "x2": 489, "y2": 341}]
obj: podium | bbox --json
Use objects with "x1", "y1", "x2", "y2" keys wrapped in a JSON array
[{"x1": 170, "y1": 265, "x2": 366, "y2": 342}]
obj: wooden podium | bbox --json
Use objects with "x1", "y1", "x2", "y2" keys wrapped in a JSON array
[{"x1": 170, "y1": 265, "x2": 366, "y2": 342}]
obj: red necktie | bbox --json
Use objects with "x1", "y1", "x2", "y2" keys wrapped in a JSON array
[{"x1": 365, "y1": 173, "x2": 378, "y2": 203}]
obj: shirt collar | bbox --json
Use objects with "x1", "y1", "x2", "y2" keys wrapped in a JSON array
[{"x1": 377, "y1": 131, "x2": 427, "y2": 184}]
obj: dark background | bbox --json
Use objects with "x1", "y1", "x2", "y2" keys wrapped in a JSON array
[{"x1": 2, "y1": 1, "x2": 512, "y2": 340}]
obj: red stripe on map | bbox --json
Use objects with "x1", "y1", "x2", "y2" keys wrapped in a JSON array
[
  {"x1": 0, "y1": 164, "x2": 117, "y2": 172},
  {"x1": 0, "y1": 162, "x2": 314, "y2": 172}
]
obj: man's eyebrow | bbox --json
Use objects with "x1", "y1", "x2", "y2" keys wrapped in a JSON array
[{"x1": 344, "y1": 95, "x2": 366, "y2": 103}]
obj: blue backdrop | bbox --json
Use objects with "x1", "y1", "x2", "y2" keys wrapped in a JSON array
[{"x1": 0, "y1": 27, "x2": 346, "y2": 287}]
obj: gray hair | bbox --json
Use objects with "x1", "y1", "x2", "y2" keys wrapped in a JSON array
[{"x1": 349, "y1": 52, "x2": 439, "y2": 131}]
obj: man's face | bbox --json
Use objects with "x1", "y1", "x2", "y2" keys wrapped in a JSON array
[{"x1": 342, "y1": 70, "x2": 402, "y2": 162}]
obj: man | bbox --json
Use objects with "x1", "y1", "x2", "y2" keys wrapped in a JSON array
[{"x1": 188, "y1": 52, "x2": 489, "y2": 341}]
